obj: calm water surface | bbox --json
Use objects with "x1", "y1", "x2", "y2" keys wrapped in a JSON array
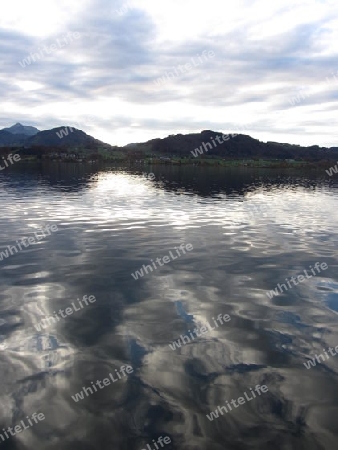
[{"x1": 0, "y1": 163, "x2": 338, "y2": 450}]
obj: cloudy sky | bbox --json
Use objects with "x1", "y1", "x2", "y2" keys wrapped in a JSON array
[{"x1": 1, "y1": 0, "x2": 338, "y2": 146}]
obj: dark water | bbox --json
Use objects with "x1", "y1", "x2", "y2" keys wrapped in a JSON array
[{"x1": 1, "y1": 163, "x2": 338, "y2": 450}]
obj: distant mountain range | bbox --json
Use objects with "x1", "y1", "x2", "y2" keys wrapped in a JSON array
[
  {"x1": 124, "y1": 130, "x2": 338, "y2": 161},
  {"x1": 0, "y1": 123, "x2": 110, "y2": 148},
  {"x1": 0, "y1": 123, "x2": 337, "y2": 161}
]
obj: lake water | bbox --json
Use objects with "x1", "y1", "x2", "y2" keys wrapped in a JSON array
[{"x1": 1, "y1": 163, "x2": 338, "y2": 450}]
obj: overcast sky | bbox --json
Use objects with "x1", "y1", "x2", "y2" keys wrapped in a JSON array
[{"x1": 1, "y1": 0, "x2": 338, "y2": 146}]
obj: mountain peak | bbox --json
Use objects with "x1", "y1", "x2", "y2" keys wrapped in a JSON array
[{"x1": 2, "y1": 123, "x2": 40, "y2": 136}]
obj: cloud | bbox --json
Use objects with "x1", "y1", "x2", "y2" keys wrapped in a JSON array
[{"x1": 1, "y1": 0, "x2": 338, "y2": 146}]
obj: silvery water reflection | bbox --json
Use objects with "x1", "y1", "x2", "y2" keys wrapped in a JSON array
[{"x1": 0, "y1": 163, "x2": 338, "y2": 449}]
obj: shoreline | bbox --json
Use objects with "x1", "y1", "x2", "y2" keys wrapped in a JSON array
[{"x1": 3, "y1": 157, "x2": 335, "y2": 170}]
